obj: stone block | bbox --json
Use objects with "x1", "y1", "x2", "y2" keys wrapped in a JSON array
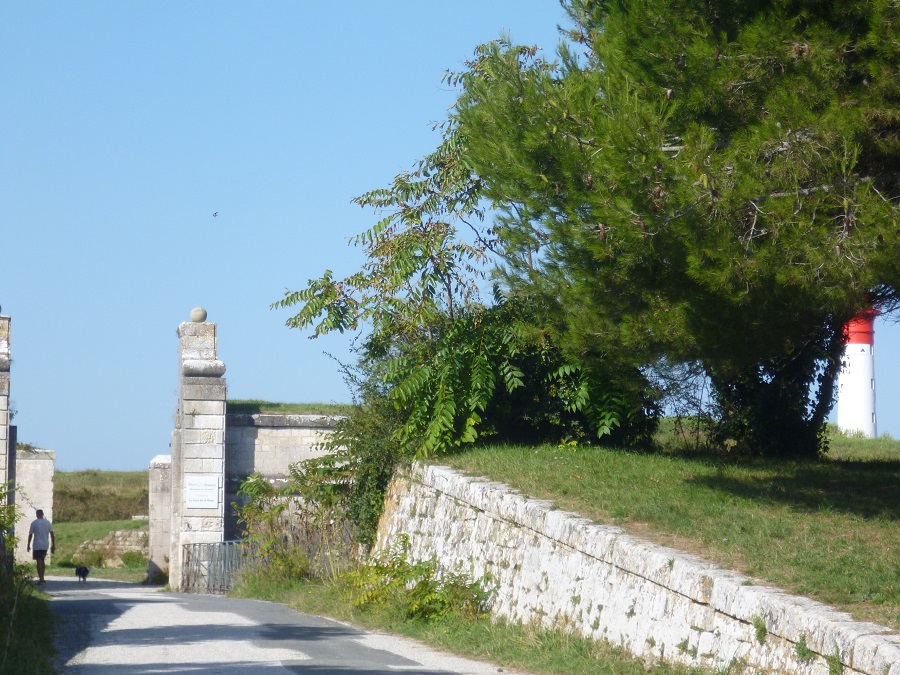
[
  {"x1": 181, "y1": 382, "x2": 226, "y2": 401},
  {"x1": 178, "y1": 321, "x2": 216, "y2": 339},
  {"x1": 182, "y1": 413, "x2": 225, "y2": 430},
  {"x1": 200, "y1": 458, "x2": 224, "y2": 474},
  {"x1": 182, "y1": 359, "x2": 226, "y2": 377},
  {"x1": 179, "y1": 530, "x2": 222, "y2": 546},
  {"x1": 182, "y1": 400, "x2": 226, "y2": 416},
  {"x1": 183, "y1": 444, "x2": 223, "y2": 460},
  {"x1": 150, "y1": 454, "x2": 171, "y2": 469},
  {"x1": 182, "y1": 458, "x2": 207, "y2": 474},
  {"x1": 182, "y1": 429, "x2": 224, "y2": 445},
  {"x1": 183, "y1": 516, "x2": 224, "y2": 532}
]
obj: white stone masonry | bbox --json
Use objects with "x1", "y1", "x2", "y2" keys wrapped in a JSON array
[
  {"x1": 0, "y1": 315, "x2": 10, "y2": 493},
  {"x1": 170, "y1": 311, "x2": 226, "y2": 590},
  {"x1": 377, "y1": 464, "x2": 900, "y2": 675}
]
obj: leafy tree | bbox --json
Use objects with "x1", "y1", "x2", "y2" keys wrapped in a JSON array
[
  {"x1": 274, "y1": 113, "x2": 650, "y2": 458},
  {"x1": 450, "y1": 0, "x2": 900, "y2": 457}
]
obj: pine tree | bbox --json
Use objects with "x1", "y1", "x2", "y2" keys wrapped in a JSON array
[{"x1": 453, "y1": 0, "x2": 900, "y2": 457}]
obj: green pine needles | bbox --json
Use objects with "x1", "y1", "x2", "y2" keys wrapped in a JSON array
[{"x1": 276, "y1": 0, "x2": 900, "y2": 461}]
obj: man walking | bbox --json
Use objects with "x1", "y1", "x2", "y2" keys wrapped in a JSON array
[{"x1": 26, "y1": 509, "x2": 55, "y2": 584}]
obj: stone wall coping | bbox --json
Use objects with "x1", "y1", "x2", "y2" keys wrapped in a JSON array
[
  {"x1": 226, "y1": 413, "x2": 344, "y2": 429},
  {"x1": 410, "y1": 463, "x2": 900, "y2": 675},
  {"x1": 150, "y1": 454, "x2": 172, "y2": 468},
  {"x1": 15, "y1": 447, "x2": 56, "y2": 460}
]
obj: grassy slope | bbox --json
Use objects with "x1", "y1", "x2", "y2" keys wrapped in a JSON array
[
  {"x1": 54, "y1": 469, "x2": 149, "y2": 522},
  {"x1": 50, "y1": 469, "x2": 151, "y2": 581},
  {"x1": 441, "y1": 434, "x2": 900, "y2": 631}
]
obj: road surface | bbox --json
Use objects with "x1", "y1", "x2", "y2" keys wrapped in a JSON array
[{"x1": 46, "y1": 576, "x2": 525, "y2": 674}]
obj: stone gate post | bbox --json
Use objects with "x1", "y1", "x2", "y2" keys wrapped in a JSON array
[
  {"x1": 169, "y1": 307, "x2": 226, "y2": 590},
  {"x1": 0, "y1": 314, "x2": 11, "y2": 496}
]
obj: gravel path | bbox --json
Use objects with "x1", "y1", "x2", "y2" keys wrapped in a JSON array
[{"x1": 46, "y1": 576, "x2": 524, "y2": 674}]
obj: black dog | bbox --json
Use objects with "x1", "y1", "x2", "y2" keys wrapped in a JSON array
[{"x1": 75, "y1": 566, "x2": 90, "y2": 582}]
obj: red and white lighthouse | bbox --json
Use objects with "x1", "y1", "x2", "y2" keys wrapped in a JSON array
[{"x1": 836, "y1": 310, "x2": 877, "y2": 437}]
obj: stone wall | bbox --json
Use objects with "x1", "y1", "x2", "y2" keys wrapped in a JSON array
[
  {"x1": 224, "y1": 413, "x2": 338, "y2": 537},
  {"x1": 75, "y1": 529, "x2": 148, "y2": 567},
  {"x1": 0, "y1": 315, "x2": 10, "y2": 493},
  {"x1": 148, "y1": 454, "x2": 171, "y2": 580},
  {"x1": 150, "y1": 414, "x2": 338, "y2": 549},
  {"x1": 13, "y1": 447, "x2": 56, "y2": 563},
  {"x1": 377, "y1": 464, "x2": 900, "y2": 675}
]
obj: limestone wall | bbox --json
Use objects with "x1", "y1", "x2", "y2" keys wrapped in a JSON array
[
  {"x1": 225, "y1": 414, "x2": 338, "y2": 477},
  {"x1": 377, "y1": 464, "x2": 900, "y2": 675},
  {"x1": 223, "y1": 413, "x2": 338, "y2": 537},
  {"x1": 13, "y1": 447, "x2": 55, "y2": 563},
  {"x1": 0, "y1": 316, "x2": 10, "y2": 492},
  {"x1": 148, "y1": 454, "x2": 171, "y2": 580},
  {"x1": 75, "y1": 529, "x2": 148, "y2": 567}
]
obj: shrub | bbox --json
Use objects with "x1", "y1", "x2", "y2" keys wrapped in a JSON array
[
  {"x1": 343, "y1": 534, "x2": 492, "y2": 621},
  {"x1": 120, "y1": 551, "x2": 147, "y2": 568}
]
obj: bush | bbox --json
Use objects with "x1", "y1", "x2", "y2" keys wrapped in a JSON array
[
  {"x1": 121, "y1": 551, "x2": 148, "y2": 568},
  {"x1": 1, "y1": 483, "x2": 54, "y2": 674},
  {"x1": 343, "y1": 535, "x2": 492, "y2": 621}
]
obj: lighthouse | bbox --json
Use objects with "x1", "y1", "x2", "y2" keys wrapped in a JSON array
[{"x1": 836, "y1": 310, "x2": 877, "y2": 437}]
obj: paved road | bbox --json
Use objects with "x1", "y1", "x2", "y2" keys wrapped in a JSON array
[{"x1": 46, "y1": 576, "x2": 524, "y2": 674}]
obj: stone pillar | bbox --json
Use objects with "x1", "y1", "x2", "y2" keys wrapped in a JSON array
[
  {"x1": 148, "y1": 454, "x2": 171, "y2": 582},
  {"x1": 0, "y1": 315, "x2": 10, "y2": 494},
  {"x1": 13, "y1": 448, "x2": 55, "y2": 563},
  {"x1": 169, "y1": 307, "x2": 226, "y2": 590}
]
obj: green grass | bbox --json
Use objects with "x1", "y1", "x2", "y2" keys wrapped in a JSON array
[
  {"x1": 231, "y1": 573, "x2": 705, "y2": 675},
  {"x1": 54, "y1": 469, "x2": 148, "y2": 522},
  {"x1": 440, "y1": 437, "x2": 900, "y2": 630},
  {"x1": 0, "y1": 582, "x2": 55, "y2": 675},
  {"x1": 227, "y1": 399, "x2": 354, "y2": 415}
]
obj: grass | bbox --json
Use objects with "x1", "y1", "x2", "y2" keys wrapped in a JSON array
[
  {"x1": 227, "y1": 399, "x2": 354, "y2": 416},
  {"x1": 54, "y1": 469, "x2": 149, "y2": 522},
  {"x1": 439, "y1": 433, "x2": 900, "y2": 630},
  {"x1": 231, "y1": 573, "x2": 706, "y2": 675},
  {"x1": 0, "y1": 581, "x2": 55, "y2": 675}
]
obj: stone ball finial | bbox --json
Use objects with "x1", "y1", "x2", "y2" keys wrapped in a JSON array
[{"x1": 190, "y1": 307, "x2": 208, "y2": 322}]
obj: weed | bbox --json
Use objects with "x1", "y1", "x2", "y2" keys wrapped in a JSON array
[
  {"x1": 751, "y1": 615, "x2": 766, "y2": 644},
  {"x1": 794, "y1": 634, "x2": 814, "y2": 662},
  {"x1": 343, "y1": 535, "x2": 492, "y2": 621},
  {"x1": 825, "y1": 644, "x2": 843, "y2": 675},
  {"x1": 676, "y1": 638, "x2": 696, "y2": 656}
]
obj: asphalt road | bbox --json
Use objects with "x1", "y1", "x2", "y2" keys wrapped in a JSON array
[{"x1": 46, "y1": 576, "x2": 525, "y2": 674}]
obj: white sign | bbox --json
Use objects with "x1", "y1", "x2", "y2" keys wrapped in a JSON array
[{"x1": 184, "y1": 475, "x2": 219, "y2": 509}]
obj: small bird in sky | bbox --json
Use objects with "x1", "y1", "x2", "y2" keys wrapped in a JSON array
[{"x1": 213, "y1": 212, "x2": 219, "y2": 217}]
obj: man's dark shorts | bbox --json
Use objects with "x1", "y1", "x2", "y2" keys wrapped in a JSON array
[{"x1": 32, "y1": 549, "x2": 47, "y2": 561}]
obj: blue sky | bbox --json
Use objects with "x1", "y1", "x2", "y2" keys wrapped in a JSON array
[{"x1": 2, "y1": 2, "x2": 898, "y2": 471}]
